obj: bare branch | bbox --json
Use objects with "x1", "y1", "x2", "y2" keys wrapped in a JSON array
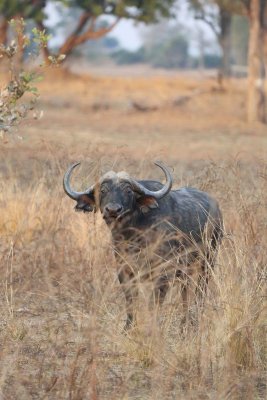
[
  {"x1": 59, "y1": 11, "x2": 92, "y2": 56},
  {"x1": 240, "y1": 0, "x2": 251, "y2": 14},
  {"x1": 59, "y1": 10, "x2": 120, "y2": 57},
  {"x1": 72, "y1": 17, "x2": 120, "y2": 47},
  {"x1": 195, "y1": 12, "x2": 220, "y2": 38},
  {"x1": 0, "y1": 16, "x2": 8, "y2": 46}
]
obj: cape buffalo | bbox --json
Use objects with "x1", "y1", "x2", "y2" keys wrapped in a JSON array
[{"x1": 63, "y1": 162, "x2": 223, "y2": 329}]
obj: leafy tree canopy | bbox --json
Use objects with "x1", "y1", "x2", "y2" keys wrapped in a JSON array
[
  {"x1": 188, "y1": 0, "x2": 250, "y2": 16},
  {"x1": 0, "y1": 0, "x2": 45, "y2": 21},
  {"x1": 0, "y1": 0, "x2": 175, "y2": 23},
  {"x1": 70, "y1": 0, "x2": 174, "y2": 21},
  {"x1": 0, "y1": 0, "x2": 177, "y2": 59}
]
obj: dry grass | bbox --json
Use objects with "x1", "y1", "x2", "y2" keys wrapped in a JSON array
[
  {"x1": 0, "y1": 159, "x2": 266, "y2": 400},
  {"x1": 0, "y1": 69, "x2": 266, "y2": 399}
]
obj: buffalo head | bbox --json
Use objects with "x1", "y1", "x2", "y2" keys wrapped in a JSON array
[{"x1": 63, "y1": 162, "x2": 173, "y2": 227}]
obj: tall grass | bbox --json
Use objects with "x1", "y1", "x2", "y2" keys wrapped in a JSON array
[{"x1": 0, "y1": 159, "x2": 266, "y2": 399}]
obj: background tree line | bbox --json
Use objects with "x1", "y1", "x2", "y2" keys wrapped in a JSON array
[
  {"x1": 0, "y1": 0, "x2": 267, "y2": 123},
  {"x1": 111, "y1": 19, "x2": 246, "y2": 70},
  {"x1": 189, "y1": 0, "x2": 267, "y2": 123}
]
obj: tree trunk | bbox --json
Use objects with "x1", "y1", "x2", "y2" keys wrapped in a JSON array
[
  {"x1": 261, "y1": 0, "x2": 267, "y2": 75},
  {"x1": 219, "y1": 9, "x2": 232, "y2": 77},
  {"x1": 247, "y1": 0, "x2": 266, "y2": 123},
  {"x1": 0, "y1": 16, "x2": 8, "y2": 46}
]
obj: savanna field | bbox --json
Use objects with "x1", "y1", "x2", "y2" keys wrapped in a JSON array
[{"x1": 0, "y1": 67, "x2": 266, "y2": 399}]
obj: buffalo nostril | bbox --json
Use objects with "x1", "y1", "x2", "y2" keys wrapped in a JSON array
[{"x1": 105, "y1": 204, "x2": 123, "y2": 216}]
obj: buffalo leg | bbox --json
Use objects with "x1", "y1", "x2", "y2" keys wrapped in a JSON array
[
  {"x1": 118, "y1": 267, "x2": 138, "y2": 330},
  {"x1": 154, "y1": 274, "x2": 170, "y2": 306},
  {"x1": 197, "y1": 238, "x2": 219, "y2": 306},
  {"x1": 195, "y1": 226, "x2": 221, "y2": 307},
  {"x1": 181, "y1": 266, "x2": 201, "y2": 326},
  {"x1": 196, "y1": 260, "x2": 211, "y2": 307},
  {"x1": 181, "y1": 281, "x2": 189, "y2": 315}
]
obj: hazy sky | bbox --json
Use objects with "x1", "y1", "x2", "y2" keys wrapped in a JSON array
[
  {"x1": 111, "y1": 19, "x2": 143, "y2": 51},
  {"x1": 108, "y1": 4, "x2": 218, "y2": 56},
  {"x1": 110, "y1": 2, "x2": 216, "y2": 51}
]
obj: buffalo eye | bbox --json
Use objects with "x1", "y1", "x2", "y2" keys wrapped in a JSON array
[
  {"x1": 100, "y1": 186, "x2": 109, "y2": 194},
  {"x1": 122, "y1": 185, "x2": 132, "y2": 194}
]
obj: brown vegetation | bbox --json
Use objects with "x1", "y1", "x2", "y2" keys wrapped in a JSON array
[{"x1": 0, "y1": 69, "x2": 266, "y2": 399}]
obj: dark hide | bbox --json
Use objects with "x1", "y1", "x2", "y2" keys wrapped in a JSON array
[{"x1": 65, "y1": 170, "x2": 223, "y2": 330}]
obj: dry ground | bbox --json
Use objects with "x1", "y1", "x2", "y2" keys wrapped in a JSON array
[{"x1": 0, "y1": 67, "x2": 266, "y2": 399}]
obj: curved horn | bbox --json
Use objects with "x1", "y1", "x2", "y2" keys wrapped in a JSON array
[
  {"x1": 63, "y1": 162, "x2": 94, "y2": 200},
  {"x1": 129, "y1": 162, "x2": 173, "y2": 199}
]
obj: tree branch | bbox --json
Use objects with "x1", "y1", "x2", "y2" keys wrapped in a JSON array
[
  {"x1": 240, "y1": 0, "x2": 251, "y2": 15},
  {"x1": 59, "y1": 11, "x2": 91, "y2": 56},
  {"x1": 72, "y1": 17, "x2": 120, "y2": 47},
  {"x1": 72, "y1": 11, "x2": 92, "y2": 36},
  {"x1": 0, "y1": 16, "x2": 8, "y2": 46},
  {"x1": 195, "y1": 13, "x2": 220, "y2": 39}
]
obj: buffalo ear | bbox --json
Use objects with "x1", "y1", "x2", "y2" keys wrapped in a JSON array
[
  {"x1": 137, "y1": 196, "x2": 158, "y2": 214},
  {"x1": 75, "y1": 194, "x2": 96, "y2": 213}
]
